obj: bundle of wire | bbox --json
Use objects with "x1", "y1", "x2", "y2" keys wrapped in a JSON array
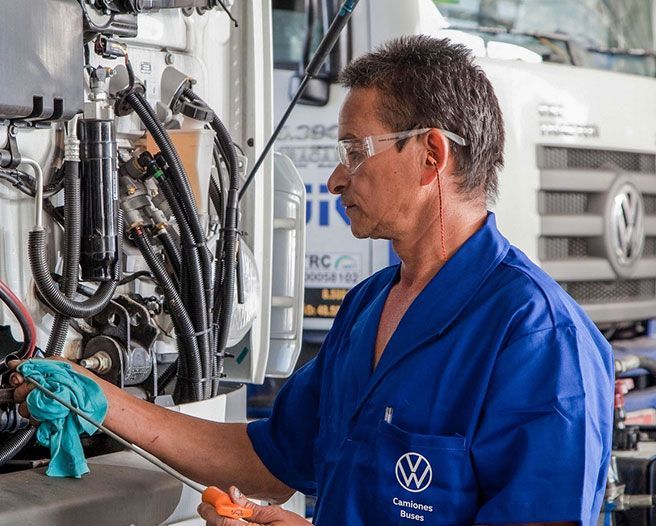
[{"x1": 0, "y1": 278, "x2": 36, "y2": 359}]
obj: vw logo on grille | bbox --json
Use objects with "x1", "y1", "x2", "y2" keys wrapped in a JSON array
[
  {"x1": 610, "y1": 182, "x2": 645, "y2": 268},
  {"x1": 395, "y1": 452, "x2": 433, "y2": 493}
]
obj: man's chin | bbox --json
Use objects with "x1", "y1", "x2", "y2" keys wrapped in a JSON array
[
  {"x1": 351, "y1": 226, "x2": 384, "y2": 240},
  {"x1": 350, "y1": 225, "x2": 370, "y2": 239}
]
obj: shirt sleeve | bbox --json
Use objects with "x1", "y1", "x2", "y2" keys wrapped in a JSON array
[
  {"x1": 247, "y1": 338, "x2": 328, "y2": 496},
  {"x1": 471, "y1": 325, "x2": 613, "y2": 525}
]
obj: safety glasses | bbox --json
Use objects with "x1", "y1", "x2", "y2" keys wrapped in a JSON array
[{"x1": 336, "y1": 127, "x2": 468, "y2": 174}]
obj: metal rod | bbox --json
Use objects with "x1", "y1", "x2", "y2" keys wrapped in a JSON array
[
  {"x1": 238, "y1": 75, "x2": 309, "y2": 200},
  {"x1": 238, "y1": 0, "x2": 360, "y2": 201},
  {"x1": 21, "y1": 158, "x2": 44, "y2": 229},
  {"x1": 24, "y1": 376, "x2": 205, "y2": 493}
]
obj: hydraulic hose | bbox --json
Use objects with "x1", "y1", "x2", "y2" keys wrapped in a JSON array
[
  {"x1": 124, "y1": 92, "x2": 210, "y2": 271},
  {"x1": 45, "y1": 159, "x2": 81, "y2": 356},
  {"x1": 130, "y1": 91, "x2": 213, "y2": 303},
  {"x1": 28, "y1": 219, "x2": 122, "y2": 320},
  {"x1": 209, "y1": 168, "x2": 225, "y2": 226},
  {"x1": 183, "y1": 89, "x2": 239, "y2": 384},
  {"x1": 126, "y1": 93, "x2": 213, "y2": 397},
  {"x1": 156, "y1": 172, "x2": 211, "y2": 398},
  {"x1": 157, "y1": 227, "x2": 182, "y2": 279},
  {"x1": 0, "y1": 428, "x2": 36, "y2": 467},
  {"x1": 131, "y1": 226, "x2": 202, "y2": 402},
  {"x1": 157, "y1": 358, "x2": 178, "y2": 392}
]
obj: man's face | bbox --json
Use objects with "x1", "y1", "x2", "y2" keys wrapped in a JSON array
[{"x1": 328, "y1": 88, "x2": 426, "y2": 240}]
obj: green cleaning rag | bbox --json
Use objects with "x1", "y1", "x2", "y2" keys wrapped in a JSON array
[{"x1": 18, "y1": 359, "x2": 108, "y2": 478}]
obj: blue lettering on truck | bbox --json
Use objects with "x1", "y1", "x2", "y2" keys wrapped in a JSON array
[{"x1": 305, "y1": 184, "x2": 350, "y2": 226}]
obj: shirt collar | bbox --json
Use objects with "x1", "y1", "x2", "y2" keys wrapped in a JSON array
[
  {"x1": 351, "y1": 212, "x2": 510, "y2": 413},
  {"x1": 390, "y1": 211, "x2": 510, "y2": 342}
]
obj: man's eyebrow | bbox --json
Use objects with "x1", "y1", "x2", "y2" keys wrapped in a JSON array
[{"x1": 338, "y1": 133, "x2": 359, "y2": 141}]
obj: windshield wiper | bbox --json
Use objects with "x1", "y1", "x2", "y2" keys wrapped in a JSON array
[{"x1": 586, "y1": 46, "x2": 655, "y2": 57}]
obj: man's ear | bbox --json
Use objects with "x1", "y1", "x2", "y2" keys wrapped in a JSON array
[{"x1": 424, "y1": 129, "x2": 450, "y2": 173}]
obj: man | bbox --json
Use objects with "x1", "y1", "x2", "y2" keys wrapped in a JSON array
[{"x1": 12, "y1": 36, "x2": 613, "y2": 525}]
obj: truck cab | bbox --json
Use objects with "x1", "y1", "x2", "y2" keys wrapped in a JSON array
[{"x1": 273, "y1": 0, "x2": 656, "y2": 354}]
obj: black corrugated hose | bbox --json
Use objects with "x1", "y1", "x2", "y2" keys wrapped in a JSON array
[
  {"x1": 0, "y1": 429, "x2": 36, "y2": 467},
  {"x1": 125, "y1": 91, "x2": 213, "y2": 300},
  {"x1": 157, "y1": 227, "x2": 182, "y2": 279},
  {"x1": 131, "y1": 226, "x2": 203, "y2": 402},
  {"x1": 45, "y1": 159, "x2": 82, "y2": 356},
  {"x1": 156, "y1": 170, "x2": 211, "y2": 398},
  {"x1": 183, "y1": 89, "x2": 240, "y2": 390},
  {"x1": 125, "y1": 93, "x2": 213, "y2": 398},
  {"x1": 28, "y1": 225, "x2": 121, "y2": 319}
]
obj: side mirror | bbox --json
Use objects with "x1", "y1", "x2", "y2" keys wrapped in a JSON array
[{"x1": 289, "y1": 73, "x2": 330, "y2": 107}]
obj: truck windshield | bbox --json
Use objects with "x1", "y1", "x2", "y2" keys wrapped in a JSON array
[
  {"x1": 434, "y1": 0, "x2": 655, "y2": 77},
  {"x1": 273, "y1": 0, "x2": 324, "y2": 69}
]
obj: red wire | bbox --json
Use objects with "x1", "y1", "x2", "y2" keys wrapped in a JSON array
[
  {"x1": 0, "y1": 279, "x2": 37, "y2": 358},
  {"x1": 436, "y1": 168, "x2": 447, "y2": 262}
]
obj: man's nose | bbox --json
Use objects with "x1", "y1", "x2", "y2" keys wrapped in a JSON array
[{"x1": 327, "y1": 164, "x2": 349, "y2": 195}]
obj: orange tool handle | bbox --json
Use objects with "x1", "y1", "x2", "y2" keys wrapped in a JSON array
[{"x1": 202, "y1": 486, "x2": 254, "y2": 520}]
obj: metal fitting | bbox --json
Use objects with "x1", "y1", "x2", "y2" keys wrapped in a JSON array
[{"x1": 80, "y1": 351, "x2": 113, "y2": 375}]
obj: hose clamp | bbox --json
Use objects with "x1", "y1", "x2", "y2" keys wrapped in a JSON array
[{"x1": 64, "y1": 136, "x2": 80, "y2": 163}]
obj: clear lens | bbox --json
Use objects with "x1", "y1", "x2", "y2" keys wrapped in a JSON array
[{"x1": 337, "y1": 142, "x2": 368, "y2": 173}]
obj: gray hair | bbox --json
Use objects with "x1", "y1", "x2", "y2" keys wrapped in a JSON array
[{"x1": 339, "y1": 35, "x2": 505, "y2": 203}]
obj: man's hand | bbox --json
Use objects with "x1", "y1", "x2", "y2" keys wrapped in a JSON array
[
  {"x1": 198, "y1": 487, "x2": 311, "y2": 526},
  {"x1": 8, "y1": 357, "x2": 92, "y2": 421},
  {"x1": 8, "y1": 359, "x2": 38, "y2": 421}
]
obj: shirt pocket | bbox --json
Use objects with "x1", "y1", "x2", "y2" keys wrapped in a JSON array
[{"x1": 366, "y1": 420, "x2": 477, "y2": 525}]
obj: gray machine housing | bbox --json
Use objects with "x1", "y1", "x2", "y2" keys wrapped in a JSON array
[{"x1": 0, "y1": 0, "x2": 83, "y2": 122}]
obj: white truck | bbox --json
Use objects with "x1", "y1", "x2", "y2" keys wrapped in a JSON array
[
  {"x1": 0, "y1": 1, "x2": 306, "y2": 524},
  {"x1": 273, "y1": 0, "x2": 656, "y2": 522}
]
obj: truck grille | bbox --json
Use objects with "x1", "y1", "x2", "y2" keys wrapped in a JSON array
[
  {"x1": 540, "y1": 147, "x2": 656, "y2": 173},
  {"x1": 562, "y1": 279, "x2": 656, "y2": 304},
  {"x1": 538, "y1": 146, "x2": 656, "y2": 324}
]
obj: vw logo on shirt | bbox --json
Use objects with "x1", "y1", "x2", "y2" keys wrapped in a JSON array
[{"x1": 395, "y1": 452, "x2": 433, "y2": 493}]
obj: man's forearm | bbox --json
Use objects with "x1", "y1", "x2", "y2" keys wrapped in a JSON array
[{"x1": 98, "y1": 377, "x2": 293, "y2": 502}]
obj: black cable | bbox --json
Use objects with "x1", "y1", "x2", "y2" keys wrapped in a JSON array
[
  {"x1": 157, "y1": 358, "x2": 178, "y2": 392},
  {"x1": 118, "y1": 270, "x2": 154, "y2": 286},
  {"x1": 156, "y1": 173, "x2": 211, "y2": 396},
  {"x1": 215, "y1": 0, "x2": 238, "y2": 27},
  {"x1": 210, "y1": 149, "x2": 226, "y2": 225},
  {"x1": 125, "y1": 93, "x2": 209, "y2": 259},
  {"x1": 118, "y1": 56, "x2": 136, "y2": 99},
  {"x1": 0, "y1": 286, "x2": 33, "y2": 359},
  {"x1": 43, "y1": 165, "x2": 66, "y2": 196},
  {"x1": 131, "y1": 226, "x2": 202, "y2": 402},
  {"x1": 45, "y1": 160, "x2": 82, "y2": 357},
  {"x1": 183, "y1": 89, "x2": 239, "y2": 390},
  {"x1": 0, "y1": 279, "x2": 37, "y2": 466},
  {"x1": 0, "y1": 169, "x2": 64, "y2": 198},
  {"x1": 0, "y1": 428, "x2": 37, "y2": 467},
  {"x1": 0, "y1": 169, "x2": 36, "y2": 197},
  {"x1": 126, "y1": 94, "x2": 213, "y2": 398},
  {"x1": 126, "y1": 92, "x2": 213, "y2": 299},
  {"x1": 28, "y1": 217, "x2": 122, "y2": 319},
  {"x1": 53, "y1": 270, "x2": 156, "y2": 296},
  {"x1": 156, "y1": 228, "x2": 182, "y2": 279}
]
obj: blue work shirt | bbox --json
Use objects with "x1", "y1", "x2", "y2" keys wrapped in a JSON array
[{"x1": 248, "y1": 213, "x2": 614, "y2": 525}]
